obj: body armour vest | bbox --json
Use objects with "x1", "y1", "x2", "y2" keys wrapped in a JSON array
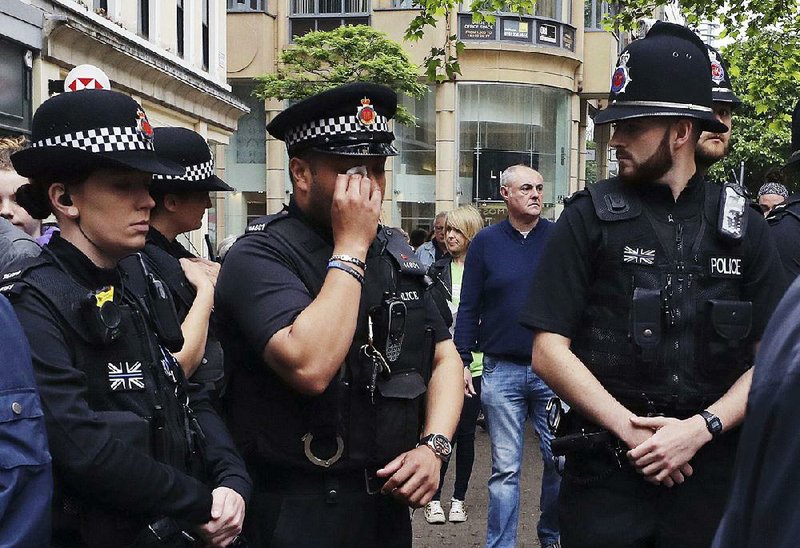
[
  {"x1": 1, "y1": 255, "x2": 199, "y2": 511},
  {"x1": 139, "y1": 241, "x2": 225, "y2": 390},
  {"x1": 222, "y1": 212, "x2": 437, "y2": 472},
  {"x1": 570, "y1": 178, "x2": 754, "y2": 410}
]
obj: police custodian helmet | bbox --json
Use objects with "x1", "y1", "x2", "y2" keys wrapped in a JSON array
[
  {"x1": 594, "y1": 21, "x2": 728, "y2": 134},
  {"x1": 706, "y1": 44, "x2": 742, "y2": 107},
  {"x1": 267, "y1": 82, "x2": 398, "y2": 157}
]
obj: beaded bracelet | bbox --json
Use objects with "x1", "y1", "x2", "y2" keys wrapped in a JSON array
[
  {"x1": 327, "y1": 260, "x2": 365, "y2": 285},
  {"x1": 330, "y1": 254, "x2": 367, "y2": 270}
]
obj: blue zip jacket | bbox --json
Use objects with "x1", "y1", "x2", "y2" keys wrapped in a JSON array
[{"x1": 0, "y1": 294, "x2": 52, "y2": 547}]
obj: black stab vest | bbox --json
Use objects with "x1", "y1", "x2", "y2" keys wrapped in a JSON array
[
  {"x1": 571, "y1": 178, "x2": 754, "y2": 410},
  {"x1": 222, "y1": 212, "x2": 437, "y2": 471},
  {"x1": 1, "y1": 255, "x2": 194, "y2": 472}
]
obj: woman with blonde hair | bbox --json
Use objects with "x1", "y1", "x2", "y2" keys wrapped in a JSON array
[{"x1": 424, "y1": 205, "x2": 485, "y2": 524}]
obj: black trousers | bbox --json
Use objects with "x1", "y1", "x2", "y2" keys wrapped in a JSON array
[
  {"x1": 435, "y1": 374, "x2": 482, "y2": 501},
  {"x1": 244, "y1": 468, "x2": 412, "y2": 548},
  {"x1": 559, "y1": 432, "x2": 739, "y2": 548}
]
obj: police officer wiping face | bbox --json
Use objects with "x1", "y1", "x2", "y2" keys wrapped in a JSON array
[{"x1": 267, "y1": 84, "x2": 394, "y2": 233}]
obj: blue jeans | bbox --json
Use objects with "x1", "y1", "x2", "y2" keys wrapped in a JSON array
[{"x1": 481, "y1": 356, "x2": 560, "y2": 547}]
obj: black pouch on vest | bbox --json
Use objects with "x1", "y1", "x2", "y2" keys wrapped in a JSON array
[
  {"x1": 704, "y1": 299, "x2": 752, "y2": 375},
  {"x1": 632, "y1": 288, "x2": 662, "y2": 363},
  {"x1": 375, "y1": 371, "x2": 427, "y2": 463}
]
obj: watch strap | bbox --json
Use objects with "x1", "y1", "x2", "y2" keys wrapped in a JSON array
[{"x1": 699, "y1": 410, "x2": 722, "y2": 438}]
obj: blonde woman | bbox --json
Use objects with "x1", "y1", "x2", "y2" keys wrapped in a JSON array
[{"x1": 425, "y1": 205, "x2": 485, "y2": 524}]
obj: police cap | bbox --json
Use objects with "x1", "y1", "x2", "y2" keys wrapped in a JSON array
[
  {"x1": 594, "y1": 22, "x2": 728, "y2": 133},
  {"x1": 151, "y1": 127, "x2": 234, "y2": 192},
  {"x1": 11, "y1": 90, "x2": 183, "y2": 178},
  {"x1": 267, "y1": 82, "x2": 398, "y2": 157},
  {"x1": 706, "y1": 45, "x2": 742, "y2": 107}
]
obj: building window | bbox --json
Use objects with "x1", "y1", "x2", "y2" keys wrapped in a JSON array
[
  {"x1": 289, "y1": 0, "x2": 369, "y2": 39},
  {"x1": 392, "y1": 0, "x2": 415, "y2": 7},
  {"x1": 93, "y1": 0, "x2": 109, "y2": 13},
  {"x1": 585, "y1": 0, "x2": 616, "y2": 30},
  {"x1": 202, "y1": 0, "x2": 210, "y2": 70},
  {"x1": 138, "y1": 0, "x2": 149, "y2": 39},
  {"x1": 227, "y1": 0, "x2": 267, "y2": 11},
  {"x1": 177, "y1": 0, "x2": 185, "y2": 57},
  {"x1": 457, "y1": 83, "x2": 571, "y2": 220},
  {"x1": 0, "y1": 39, "x2": 32, "y2": 136},
  {"x1": 391, "y1": 89, "x2": 436, "y2": 232}
]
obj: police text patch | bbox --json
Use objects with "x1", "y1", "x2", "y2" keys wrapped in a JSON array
[{"x1": 710, "y1": 257, "x2": 742, "y2": 278}]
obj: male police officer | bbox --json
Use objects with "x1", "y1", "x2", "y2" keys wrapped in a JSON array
[
  {"x1": 215, "y1": 83, "x2": 463, "y2": 547},
  {"x1": 695, "y1": 45, "x2": 742, "y2": 176},
  {"x1": 521, "y1": 22, "x2": 785, "y2": 547}
]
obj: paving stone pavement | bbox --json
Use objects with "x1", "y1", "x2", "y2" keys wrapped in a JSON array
[{"x1": 412, "y1": 423, "x2": 548, "y2": 547}]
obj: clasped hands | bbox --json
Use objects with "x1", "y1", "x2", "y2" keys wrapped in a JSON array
[{"x1": 622, "y1": 414, "x2": 713, "y2": 488}]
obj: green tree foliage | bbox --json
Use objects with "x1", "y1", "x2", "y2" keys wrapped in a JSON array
[
  {"x1": 404, "y1": 0, "x2": 535, "y2": 82},
  {"x1": 706, "y1": 29, "x2": 798, "y2": 192},
  {"x1": 254, "y1": 25, "x2": 427, "y2": 126}
]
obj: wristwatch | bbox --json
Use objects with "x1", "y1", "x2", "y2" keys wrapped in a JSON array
[
  {"x1": 418, "y1": 433, "x2": 452, "y2": 462},
  {"x1": 699, "y1": 410, "x2": 723, "y2": 439}
]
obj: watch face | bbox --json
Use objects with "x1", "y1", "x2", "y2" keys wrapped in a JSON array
[
  {"x1": 431, "y1": 434, "x2": 452, "y2": 456},
  {"x1": 709, "y1": 416, "x2": 722, "y2": 433}
]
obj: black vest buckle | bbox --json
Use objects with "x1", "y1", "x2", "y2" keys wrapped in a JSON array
[{"x1": 604, "y1": 193, "x2": 630, "y2": 215}]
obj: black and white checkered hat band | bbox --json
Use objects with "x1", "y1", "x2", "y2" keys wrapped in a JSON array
[
  {"x1": 153, "y1": 159, "x2": 214, "y2": 181},
  {"x1": 285, "y1": 114, "x2": 390, "y2": 147},
  {"x1": 30, "y1": 126, "x2": 153, "y2": 153}
]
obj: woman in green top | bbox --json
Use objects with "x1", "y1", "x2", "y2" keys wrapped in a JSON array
[{"x1": 424, "y1": 205, "x2": 485, "y2": 524}]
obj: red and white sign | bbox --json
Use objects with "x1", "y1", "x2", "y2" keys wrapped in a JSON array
[{"x1": 64, "y1": 64, "x2": 112, "y2": 92}]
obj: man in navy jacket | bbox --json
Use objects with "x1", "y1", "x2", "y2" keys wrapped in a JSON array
[{"x1": 454, "y1": 164, "x2": 559, "y2": 548}]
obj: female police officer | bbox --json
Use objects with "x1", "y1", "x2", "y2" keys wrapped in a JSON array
[{"x1": 2, "y1": 89, "x2": 250, "y2": 547}]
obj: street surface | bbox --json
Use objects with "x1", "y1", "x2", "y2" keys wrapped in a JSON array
[{"x1": 413, "y1": 423, "x2": 547, "y2": 547}]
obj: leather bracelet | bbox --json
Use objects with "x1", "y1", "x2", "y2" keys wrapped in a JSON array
[
  {"x1": 327, "y1": 260, "x2": 365, "y2": 285},
  {"x1": 330, "y1": 254, "x2": 367, "y2": 270}
]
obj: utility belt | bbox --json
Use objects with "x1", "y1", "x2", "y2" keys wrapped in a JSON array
[{"x1": 250, "y1": 466, "x2": 386, "y2": 499}]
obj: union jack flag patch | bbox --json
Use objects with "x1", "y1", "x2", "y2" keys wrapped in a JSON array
[
  {"x1": 108, "y1": 361, "x2": 145, "y2": 391},
  {"x1": 623, "y1": 246, "x2": 655, "y2": 265}
]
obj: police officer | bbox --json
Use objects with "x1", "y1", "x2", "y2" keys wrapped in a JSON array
[
  {"x1": 215, "y1": 82, "x2": 464, "y2": 547},
  {"x1": 138, "y1": 127, "x2": 233, "y2": 393},
  {"x1": 695, "y1": 45, "x2": 742, "y2": 176},
  {"x1": 2, "y1": 89, "x2": 251, "y2": 547},
  {"x1": 521, "y1": 23, "x2": 785, "y2": 547},
  {"x1": 766, "y1": 101, "x2": 800, "y2": 280}
]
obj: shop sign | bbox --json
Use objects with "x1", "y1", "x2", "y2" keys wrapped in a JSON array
[
  {"x1": 460, "y1": 15, "x2": 496, "y2": 40},
  {"x1": 536, "y1": 21, "x2": 559, "y2": 45},
  {"x1": 562, "y1": 27, "x2": 575, "y2": 51},
  {"x1": 501, "y1": 18, "x2": 532, "y2": 42}
]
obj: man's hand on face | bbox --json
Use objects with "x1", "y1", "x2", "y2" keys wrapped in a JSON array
[
  {"x1": 330, "y1": 169, "x2": 382, "y2": 258},
  {"x1": 376, "y1": 446, "x2": 442, "y2": 508}
]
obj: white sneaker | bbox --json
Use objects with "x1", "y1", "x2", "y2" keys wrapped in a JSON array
[
  {"x1": 448, "y1": 498, "x2": 467, "y2": 522},
  {"x1": 424, "y1": 500, "x2": 446, "y2": 524}
]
